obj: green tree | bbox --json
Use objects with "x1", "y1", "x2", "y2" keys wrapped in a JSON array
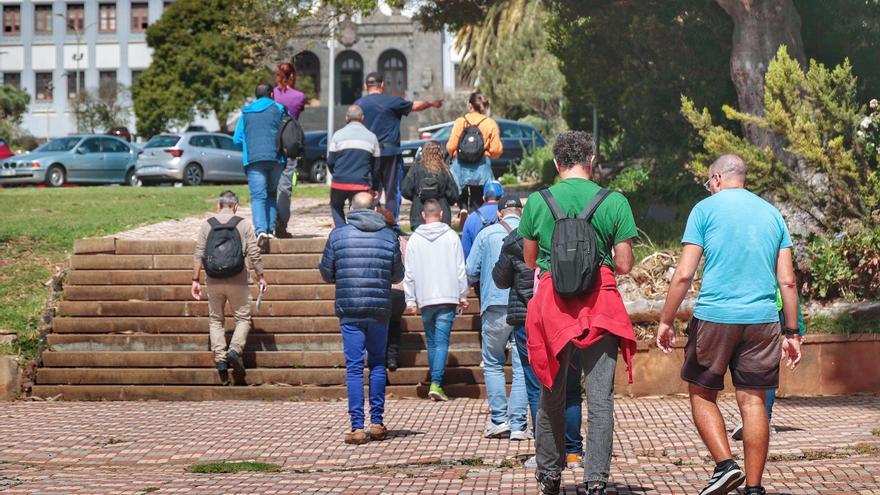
[
  {"x1": 0, "y1": 85, "x2": 30, "y2": 142},
  {"x1": 133, "y1": 0, "x2": 262, "y2": 137},
  {"x1": 72, "y1": 82, "x2": 132, "y2": 134}
]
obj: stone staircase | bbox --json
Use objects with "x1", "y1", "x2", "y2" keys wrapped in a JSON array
[{"x1": 32, "y1": 237, "x2": 499, "y2": 401}]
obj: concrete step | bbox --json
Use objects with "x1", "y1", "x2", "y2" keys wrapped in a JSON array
[
  {"x1": 46, "y1": 332, "x2": 481, "y2": 352},
  {"x1": 31, "y1": 383, "x2": 489, "y2": 401},
  {"x1": 71, "y1": 254, "x2": 322, "y2": 270},
  {"x1": 56, "y1": 300, "x2": 481, "y2": 317},
  {"x1": 41, "y1": 350, "x2": 491, "y2": 368},
  {"x1": 67, "y1": 270, "x2": 328, "y2": 286},
  {"x1": 52, "y1": 315, "x2": 481, "y2": 334},
  {"x1": 35, "y1": 366, "x2": 506, "y2": 386}
]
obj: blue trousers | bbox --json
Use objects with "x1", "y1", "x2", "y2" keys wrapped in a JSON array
[
  {"x1": 420, "y1": 304, "x2": 456, "y2": 386},
  {"x1": 341, "y1": 320, "x2": 388, "y2": 430},
  {"x1": 246, "y1": 160, "x2": 282, "y2": 235},
  {"x1": 379, "y1": 155, "x2": 403, "y2": 222},
  {"x1": 766, "y1": 388, "x2": 777, "y2": 419},
  {"x1": 513, "y1": 325, "x2": 541, "y2": 427}
]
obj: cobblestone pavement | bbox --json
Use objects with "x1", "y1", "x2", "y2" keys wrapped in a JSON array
[{"x1": 0, "y1": 396, "x2": 877, "y2": 494}]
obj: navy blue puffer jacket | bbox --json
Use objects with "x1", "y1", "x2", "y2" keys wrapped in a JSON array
[{"x1": 319, "y1": 209, "x2": 404, "y2": 323}]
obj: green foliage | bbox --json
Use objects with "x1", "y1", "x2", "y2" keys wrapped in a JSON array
[
  {"x1": 498, "y1": 172, "x2": 519, "y2": 186},
  {"x1": 72, "y1": 83, "x2": 132, "y2": 134},
  {"x1": 516, "y1": 144, "x2": 555, "y2": 185},
  {"x1": 805, "y1": 227, "x2": 880, "y2": 300},
  {"x1": 0, "y1": 84, "x2": 30, "y2": 143},
  {"x1": 188, "y1": 461, "x2": 281, "y2": 473},
  {"x1": 518, "y1": 116, "x2": 555, "y2": 139},
  {"x1": 807, "y1": 314, "x2": 880, "y2": 335},
  {"x1": 133, "y1": 0, "x2": 263, "y2": 137},
  {"x1": 682, "y1": 46, "x2": 880, "y2": 228},
  {"x1": 608, "y1": 166, "x2": 650, "y2": 194}
]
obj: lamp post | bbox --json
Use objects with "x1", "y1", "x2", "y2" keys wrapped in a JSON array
[
  {"x1": 325, "y1": 17, "x2": 337, "y2": 186},
  {"x1": 55, "y1": 14, "x2": 96, "y2": 99}
]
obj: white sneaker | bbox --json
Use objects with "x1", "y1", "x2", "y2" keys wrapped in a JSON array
[
  {"x1": 483, "y1": 419, "x2": 511, "y2": 438},
  {"x1": 524, "y1": 455, "x2": 537, "y2": 469},
  {"x1": 509, "y1": 429, "x2": 533, "y2": 441}
]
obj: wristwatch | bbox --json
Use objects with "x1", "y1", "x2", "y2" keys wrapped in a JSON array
[{"x1": 781, "y1": 327, "x2": 800, "y2": 336}]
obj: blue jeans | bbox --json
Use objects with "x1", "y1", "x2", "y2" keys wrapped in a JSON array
[
  {"x1": 513, "y1": 325, "x2": 540, "y2": 427},
  {"x1": 565, "y1": 353, "x2": 584, "y2": 455},
  {"x1": 341, "y1": 320, "x2": 388, "y2": 430},
  {"x1": 482, "y1": 306, "x2": 527, "y2": 431},
  {"x1": 246, "y1": 160, "x2": 282, "y2": 235},
  {"x1": 420, "y1": 304, "x2": 456, "y2": 386},
  {"x1": 766, "y1": 388, "x2": 777, "y2": 419},
  {"x1": 379, "y1": 155, "x2": 403, "y2": 222}
]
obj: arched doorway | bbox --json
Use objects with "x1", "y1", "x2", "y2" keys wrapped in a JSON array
[
  {"x1": 293, "y1": 51, "x2": 320, "y2": 102},
  {"x1": 336, "y1": 51, "x2": 363, "y2": 105},
  {"x1": 379, "y1": 49, "x2": 407, "y2": 97}
]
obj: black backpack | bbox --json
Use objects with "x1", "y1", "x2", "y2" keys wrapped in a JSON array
[
  {"x1": 277, "y1": 116, "x2": 305, "y2": 160},
  {"x1": 539, "y1": 188, "x2": 611, "y2": 297},
  {"x1": 457, "y1": 116, "x2": 488, "y2": 164},
  {"x1": 203, "y1": 216, "x2": 246, "y2": 279},
  {"x1": 418, "y1": 170, "x2": 443, "y2": 200}
]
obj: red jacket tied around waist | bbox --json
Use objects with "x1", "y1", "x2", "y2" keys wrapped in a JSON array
[{"x1": 525, "y1": 266, "x2": 637, "y2": 389}]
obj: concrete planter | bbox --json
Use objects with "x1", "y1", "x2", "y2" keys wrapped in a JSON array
[
  {"x1": 613, "y1": 333, "x2": 880, "y2": 397},
  {"x1": 0, "y1": 355, "x2": 20, "y2": 401}
]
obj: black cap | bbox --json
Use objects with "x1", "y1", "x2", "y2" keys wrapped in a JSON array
[
  {"x1": 498, "y1": 194, "x2": 523, "y2": 210},
  {"x1": 365, "y1": 72, "x2": 384, "y2": 85}
]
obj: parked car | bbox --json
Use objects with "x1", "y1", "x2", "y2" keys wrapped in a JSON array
[
  {"x1": 400, "y1": 118, "x2": 547, "y2": 177},
  {"x1": 108, "y1": 126, "x2": 132, "y2": 142},
  {"x1": 0, "y1": 135, "x2": 139, "y2": 187},
  {"x1": 135, "y1": 132, "x2": 245, "y2": 186},
  {"x1": 300, "y1": 131, "x2": 328, "y2": 183},
  {"x1": 0, "y1": 138, "x2": 13, "y2": 160}
]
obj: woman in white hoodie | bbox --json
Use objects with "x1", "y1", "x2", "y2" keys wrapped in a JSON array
[{"x1": 404, "y1": 199, "x2": 470, "y2": 401}]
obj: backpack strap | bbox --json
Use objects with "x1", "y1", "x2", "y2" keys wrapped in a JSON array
[
  {"x1": 463, "y1": 115, "x2": 489, "y2": 128},
  {"x1": 499, "y1": 220, "x2": 512, "y2": 234},
  {"x1": 539, "y1": 189, "x2": 567, "y2": 221},
  {"x1": 475, "y1": 209, "x2": 489, "y2": 227},
  {"x1": 208, "y1": 216, "x2": 242, "y2": 230},
  {"x1": 577, "y1": 188, "x2": 612, "y2": 221}
]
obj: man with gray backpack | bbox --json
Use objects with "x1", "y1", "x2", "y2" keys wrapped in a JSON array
[
  {"x1": 192, "y1": 191, "x2": 267, "y2": 373},
  {"x1": 518, "y1": 131, "x2": 638, "y2": 495}
]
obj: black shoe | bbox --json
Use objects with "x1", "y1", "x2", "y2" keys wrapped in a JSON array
[
  {"x1": 743, "y1": 487, "x2": 766, "y2": 495},
  {"x1": 577, "y1": 482, "x2": 606, "y2": 495},
  {"x1": 536, "y1": 471, "x2": 561, "y2": 495},
  {"x1": 226, "y1": 350, "x2": 245, "y2": 370},
  {"x1": 699, "y1": 462, "x2": 745, "y2": 495},
  {"x1": 386, "y1": 355, "x2": 398, "y2": 371},
  {"x1": 215, "y1": 360, "x2": 228, "y2": 372}
]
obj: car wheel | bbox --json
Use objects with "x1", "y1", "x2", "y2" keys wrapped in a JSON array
[
  {"x1": 183, "y1": 163, "x2": 204, "y2": 186},
  {"x1": 310, "y1": 160, "x2": 328, "y2": 183},
  {"x1": 125, "y1": 168, "x2": 141, "y2": 187},
  {"x1": 45, "y1": 165, "x2": 66, "y2": 187}
]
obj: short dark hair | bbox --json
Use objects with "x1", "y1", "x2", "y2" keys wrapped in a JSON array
[
  {"x1": 422, "y1": 199, "x2": 442, "y2": 218},
  {"x1": 255, "y1": 83, "x2": 274, "y2": 99},
  {"x1": 552, "y1": 131, "x2": 594, "y2": 170},
  {"x1": 365, "y1": 72, "x2": 384, "y2": 86}
]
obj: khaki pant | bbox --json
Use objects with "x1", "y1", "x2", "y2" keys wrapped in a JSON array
[{"x1": 206, "y1": 272, "x2": 251, "y2": 363}]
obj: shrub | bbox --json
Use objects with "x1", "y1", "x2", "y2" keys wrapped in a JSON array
[
  {"x1": 608, "y1": 165, "x2": 650, "y2": 194},
  {"x1": 517, "y1": 144, "x2": 556, "y2": 185},
  {"x1": 804, "y1": 227, "x2": 880, "y2": 299}
]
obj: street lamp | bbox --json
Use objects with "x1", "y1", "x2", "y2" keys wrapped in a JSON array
[{"x1": 55, "y1": 14, "x2": 97, "y2": 99}]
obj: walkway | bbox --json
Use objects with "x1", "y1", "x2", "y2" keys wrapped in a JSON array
[{"x1": 0, "y1": 396, "x2": 877, "y2": 493}]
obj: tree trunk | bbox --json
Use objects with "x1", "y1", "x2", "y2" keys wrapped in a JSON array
[
  {"x1": 216, "y1": 111, "x2": 229, "y2": 134},
  {"x1": 716, "y1": 0, "x2": 806, "y2": 154}
]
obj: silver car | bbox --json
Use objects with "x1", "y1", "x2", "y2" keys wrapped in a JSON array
[
  {"x1": 135, "y1": 132, "x2": 245, "y2": 186},
  {"x1": 0, "y1": 135, "x2": 139, "y2": 187}
]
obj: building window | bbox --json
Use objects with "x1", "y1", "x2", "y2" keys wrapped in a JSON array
[
  {"x1": 34, "y1": 5, "x2": 53, "y2": 34},
  {"x1": 66, "y1": 4, "x2": 85, "y2": 33},
  {"x1": 130, "y1": 3, "x2": 148, "y2": 32},
  {"x1": 379, "y1": 50, "x2": 407, "y2": 97},
  {"x1": 99, "y1": 70, "x2": 117, "y2": 97},
  {"x1": 35, "y1": 73, "x2": 54, "y2": 102},
  {"x1": 3, "y1": 73, "x2": 21, "y2": 89},
  {"x1": 293, "y1": 51, "x2": 320, "y2": 102},
  {"x1": 336, "y1": 51, "x2": 363, "y2": 106},
  {"x1": 99, "y1": 4, "x2": 117, "y2": 33},
  {"x1": 67, "y1": 71, "x2": 85, "y2": 99},
  {"x1": 131, "y1": 70, "x2": 144, "y2": 85},
  {"x1": 2, "y1": 6, "x2": 20, "y2": 34}
]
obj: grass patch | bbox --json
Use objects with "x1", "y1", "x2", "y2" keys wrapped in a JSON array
[
  {"x1": 872, "y1": 428, "x2": 880, "y2": 437},
  {"x1": 806, "y1": 314, "x2": 880, "y2": 335},
  {"x1": 187, "y1": 461, "x2": 281, "y2": 474},
  {"x1": 457, "y1": 457, "x2": 484, "y2": 466},
  {"x1": 295, "y1": 183, "x2": 331, "y2": 200}
]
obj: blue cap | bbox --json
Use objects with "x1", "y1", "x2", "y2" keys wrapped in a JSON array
[{"x1": 483, "y1": 181, "x2": 504, "y2": 200}]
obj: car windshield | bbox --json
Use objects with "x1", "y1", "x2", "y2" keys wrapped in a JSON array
[
  {"x1": 144, "y1": 135, "x2": 181, "y2": 148},
  {"x1": 430, "y1": 125, "x2": 453, "y2": 140},
  {"x1": 35, "y1": 137, "x2": 82, "y2": 152}
]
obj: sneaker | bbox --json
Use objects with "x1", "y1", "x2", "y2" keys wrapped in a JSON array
[
  {"x1": 344, "y1": 429, "x2": 369, "y2": 445},
  {"x1": 743, "y1": 487, "x2": 766, "y2": 495},
  {"x1": 484, "y1": 419, "x2": 511, "y2": 439},
  {"x1": 535, "y1": 471, "x2": 561, "y2": 495},
  {"x1": 699, "y1": 461, "x2": 745, "y2": 495},
  {"x1": 731, "y1": 423, "x2": 744, "y2": 441},
  {"x1": 257, "y1": 233, "x2": 270, "y2": 254},
  {"x1": 226, "y1": 349, "x2": 245, "y2": 371},
  {"x1": 368, "y1": 424, "x2": 387, "y2": 441},
  {"x1": 428, "y1": 383, "x2": 449, "y2": 401},
  {"x1": 566, "y1": 452, "x2": 583, "y2": 469},
  {"x1": 510, "y1": 429, "x2": 533, "y2": 441},
  {"x1": 524, "y1": 455, "x2": 537, "y2": 469},
  {"x1": 386, "y1": 354, "x2": 398, "y2": 372},
  {"x1": 577, "y1": 483, "x2": 607, "y2": 495},
  {"x1": 215, "y1": 360, "x2": 228, "y2": 372}
]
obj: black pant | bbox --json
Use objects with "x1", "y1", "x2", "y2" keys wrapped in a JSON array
[
  {"x1": 330, "y1": 189, "x2": 360, "y2": 227},
  {"x1": 386, "y1": 289, "x2": 405, "y2": 367},
  {"x1": 459, "y1": 185, "x2": 484, "y2": 212}
]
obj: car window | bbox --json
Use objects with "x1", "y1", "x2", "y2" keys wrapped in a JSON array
[
  {"x1": 101, "y1": 138, "x2": 130, "y2": 153},
  {"x1": 78, "y1": 138, "x2": 103, "y2": 154},
  {"x1": 37, "y1": 137, "x2": 82, "y2": 152},
  {"x1": 431, "y1": 126, "x2": 453, "y2": 140},
  {"x1": 319, "y1": 136, "x2": 327, "y2": 147},
  {"x1": 215, "y1": 136, "x2": 241, "y2": 151},
  {"x1": 500, "y1": 123, "x2": 524, "y2": 139},
  {"x1": 189, "y1": 135, "x2": 216, "y2": 149},
  {"x1": 144, "y1": 135, "x2": 181, "y2": 148}
]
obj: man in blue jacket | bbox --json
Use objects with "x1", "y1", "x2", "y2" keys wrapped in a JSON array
[
  {"x1": 461, "y1": 181, "x2": 504, "y2": 258},
  {"x1": 233, "y1": 83, "x2": 286, "y2": 253},
  {"x1": 327, "y1": 105, "x2": 381, "y2": 227},
  {"x1": 319, "y1": 192, "x2": 404, "y2": 445}
]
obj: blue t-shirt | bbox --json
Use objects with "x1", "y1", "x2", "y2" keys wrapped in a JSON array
[
  {"x1": 682, "y1": 188, "x2": 793, "y2": 324},
  {"x1": 355, "y1": 93, "x2": 413, "y2": 156}
]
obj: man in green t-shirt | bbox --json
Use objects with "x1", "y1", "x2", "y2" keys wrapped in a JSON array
[{"x1": 519, "y1": 131, "x2": 638, "y2": 495}]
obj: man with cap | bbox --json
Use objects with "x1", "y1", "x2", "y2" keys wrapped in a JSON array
[
  {"x1": 466, "y1": 193, "x2": 529, "y2": 439},
  {"x1": 355, "y1": 72, "x2": 443, "y2": 222},
  {"x1": 461, "y1": 180, "x2": 504, "y2": 258}
]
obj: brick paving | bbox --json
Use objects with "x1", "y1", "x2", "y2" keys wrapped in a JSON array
[{"x1": 0, "y1": 396, "x2": 877, "y2": 494}]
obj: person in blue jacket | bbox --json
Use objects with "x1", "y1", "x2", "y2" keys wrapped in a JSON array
[
  {"x1": 233, "y1": 83, "x2": 286, "y2": 252},
  {"x1": 461, "y1": 181, "x2": 504, "y2": 258},
  {"x1": 319, "y1": 192, "x2": 404, "y2": 445}
]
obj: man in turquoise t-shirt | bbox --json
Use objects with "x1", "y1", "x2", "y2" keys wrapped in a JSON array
[{"x1": 656, "y1": 154, "x2": 802, "y2": 495}]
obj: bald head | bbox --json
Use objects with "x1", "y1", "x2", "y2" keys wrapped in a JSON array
[
  {"x1": 709, "y1": 154, "x2": 747, "y2": 188},
  {"x1": 351, "y1": 192, "x2": 374, "y2": 210}
]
